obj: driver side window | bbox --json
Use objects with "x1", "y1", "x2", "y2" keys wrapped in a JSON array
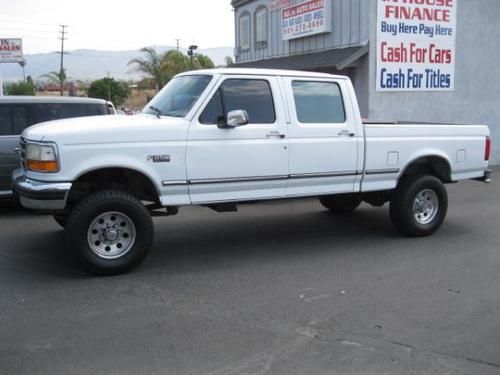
[{"x1": 199, "y1": 79, "x2": 275, "y2": 125}]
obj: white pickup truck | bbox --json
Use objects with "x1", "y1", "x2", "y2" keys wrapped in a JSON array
[{"x1": 13, "y1": 68, "x2": 491, "y2": 275}]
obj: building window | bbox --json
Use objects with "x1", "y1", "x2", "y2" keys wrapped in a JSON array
[
  {"x1": 292, "y1": 81, "x2": 346, "y2": 124},
  {"x1": 255, "y1": 6, "x2": 268, "y2": 49},
  {"x1": 239, "y1": 12, "x2": 251, "y2": 51}
]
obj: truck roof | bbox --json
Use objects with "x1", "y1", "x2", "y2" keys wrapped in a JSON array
[{"x1": 178, "y1": 68, "x2": 349, "y2": 80}]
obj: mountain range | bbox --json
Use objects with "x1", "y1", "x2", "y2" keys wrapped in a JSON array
[{"x1": 0, "y1": 46, "x2": 234, "y2": 82}]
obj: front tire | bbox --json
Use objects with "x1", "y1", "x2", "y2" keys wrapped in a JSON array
[
  {"x1": 53, "y1": 214, "x2": 68, "y2": 228},
  {"x1": 390, "y1": 175, "x2": 448, "y2": 237},
  {"x1": 64, "y1": 190, "x2": 154, "y2": 275}
]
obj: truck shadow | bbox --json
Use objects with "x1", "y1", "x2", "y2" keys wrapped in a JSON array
[
  {"x1": 0, "y1": 204, "x2": 467, "y2": 279},
  {"x1": 144, "y1": 206, "x2": 406, "y2": 273}
]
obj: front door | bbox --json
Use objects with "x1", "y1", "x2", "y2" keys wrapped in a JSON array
[{"x1": 187, "y1": 75, "x2": 289, "y2": 204}]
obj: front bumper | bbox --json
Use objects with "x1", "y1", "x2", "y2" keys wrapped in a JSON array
[{"x1": 12, "y1": 168, "x2": 72, "y2": 211}]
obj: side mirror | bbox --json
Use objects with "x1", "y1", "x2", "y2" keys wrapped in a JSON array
[{"x1": 225, "y1": 110, "x2": 249, "y2": 128}]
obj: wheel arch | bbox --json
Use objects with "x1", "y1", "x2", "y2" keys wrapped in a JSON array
[
  {"x1": 398, "y1": 154, "x2": 452, "y2": 184},
  {"x1": 67, "y1": 167, "x2": 161, "y2": 206}
]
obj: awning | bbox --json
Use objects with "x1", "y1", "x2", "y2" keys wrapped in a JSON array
[{"x1": 235, "y1": 44, "x2": 369, "y2": 71}]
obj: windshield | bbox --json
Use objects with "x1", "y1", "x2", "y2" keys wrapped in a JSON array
[{"x1": 143, "y1": 75, "x2": 213, "y2": 118}]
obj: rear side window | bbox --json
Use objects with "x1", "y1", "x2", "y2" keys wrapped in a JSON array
[
  {"x1": 0, "y1": 106, "x2": 11, "y2": 135},
  {"x1": 292, "y1": 81, "x2": 345, "y2": 124},
  {"x1": 200, "y1": 79, "x2": 276, "y2": 125},
  {"x1": 32, "y1": 103, "x2": 108, "y2": 124},
  {"x1": 0, "y1": 105, "x2": 29, "y2": 135}
]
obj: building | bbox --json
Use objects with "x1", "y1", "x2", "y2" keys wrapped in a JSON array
[{"x1": 231, "y1": 0, "x2": 500, "y2": 163}]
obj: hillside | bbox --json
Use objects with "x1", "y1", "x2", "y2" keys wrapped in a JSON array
[{"x1": 1, "y1": 46, "x2": 234, "y2": 82}]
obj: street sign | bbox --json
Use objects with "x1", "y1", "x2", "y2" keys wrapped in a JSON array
[{"x1": 0, "y1": 38, "x2": 23, "y2": 63}]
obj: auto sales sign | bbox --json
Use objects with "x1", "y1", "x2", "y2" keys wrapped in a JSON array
[
  {"x1": 0, "y1": 38, "x2": 23, "y2": 62},
  {"x1": 282, "y1": 0, "x2": 331, "y2": 41},
  {"x1": 376, "y1": 0, "x2": 457, "y2": 91}
]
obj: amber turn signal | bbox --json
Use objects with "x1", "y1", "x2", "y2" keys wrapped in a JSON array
[{"x1": 26, "y1": 160, "x2": 59, "y2": 172}]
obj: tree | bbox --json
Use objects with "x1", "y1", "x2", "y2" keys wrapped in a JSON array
[
  {"x1": 128, "y1": 47, "x2": 167, "y2": 92},
  {"x1": 39, "y1": 69, "x2": 67, "y2": 87},
  {"x1": 87, "y1": 77, "x2": 130, "y2": 106},
  {"x1": 161, "y1": 50, "x2": 190, "y2": 80},
  {"x1": 224, "y1": 56, "x2": 235, "y2": 67},
  {"x1": 5, "y1": 81, "x2": 36, "y2": 96},
  {"x1": 130, "y1": 47, "x2": 216, "y2": 91},
  {"x1": 195, "y1": 54, "x2": 215, "y2": 69}
]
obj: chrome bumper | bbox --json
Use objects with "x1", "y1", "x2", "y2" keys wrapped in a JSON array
[{"x1": 12, "y1": 168, "x2": 72, "y2": 211}]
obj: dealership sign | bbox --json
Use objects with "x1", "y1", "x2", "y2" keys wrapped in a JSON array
[
  {"x1": 0, "y1": 38, "x2": 23, "y2": 63},
  {"x1": 272, "y1": 0, "x2": 292, "y2": 11},
  {"x1": 282, "y1": 0, "x2": 331, "y2": 41},
  {"x1": 376, "y1": 0, "x2": 457, "y2": 91}
]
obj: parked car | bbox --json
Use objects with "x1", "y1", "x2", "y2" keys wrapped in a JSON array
[
  {"x1": 13, "y1": 68, "x2": 491, "y2": 275},
  {"x1": 0, "y1": 96, "x2": 115, "y2": 197}
]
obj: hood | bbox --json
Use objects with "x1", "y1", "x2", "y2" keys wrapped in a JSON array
[{"x1": 22, "y1": 114, "x2": 189, "y2": 144}]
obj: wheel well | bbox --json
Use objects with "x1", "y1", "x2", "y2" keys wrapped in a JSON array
[
  {"x1": 400, "y1": 156, "x2": 452, "y2": 183},
  {"x1": 67, "y1": 168, "x2": 160, "y2": 206}
]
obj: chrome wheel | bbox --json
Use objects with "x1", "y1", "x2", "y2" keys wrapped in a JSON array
[
  {"x1": 413, "y1": 189, "x2": 439, "y2": 225},
  {"x1": 87, "y1": 211, "x2": 136, "y2": 260}
]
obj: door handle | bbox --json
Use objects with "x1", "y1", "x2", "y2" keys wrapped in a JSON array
[
  {"x1": 266, "y1": 131, "x2": 286, "y2": 139},
  {"x1": 13, "y1": 147, "x2": 20, "y2": 153},
  {"x1": 338, "y1": 130, "x2": 355, "y2": 137}
]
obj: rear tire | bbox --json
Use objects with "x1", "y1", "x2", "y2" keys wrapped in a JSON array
[
  {"x1": 390, "y1": 175, "x2": 448, "y2": 237},
  {"x1": 64, "y1": 190, "x2": 154, "y2": 275},
  {"x1": 319, "y1": 194, "x2": 361, "y2": 213}
]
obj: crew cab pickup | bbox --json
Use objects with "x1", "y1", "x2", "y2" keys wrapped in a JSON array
[{"x1": 12, "y1": 68, "x2": 491, "y2": 275}]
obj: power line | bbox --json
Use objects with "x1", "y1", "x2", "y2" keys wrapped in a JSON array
[
  {"x1": 0, "y1": 18, "x2": 55, "y2": 27},
  {"x1": 0, "y1": 34, "x2": 57, "y2": 40},
  {"x1": 0, "y1": 26, "x2": 57, "y2": 34}
]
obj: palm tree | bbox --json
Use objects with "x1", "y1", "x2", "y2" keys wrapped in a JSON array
[
  {"x1": 128, "y1": 47, "x2": 167, "y2": 92},
  {"x1": 40, "y1": 69, "x2": 67, "y2": 86}
]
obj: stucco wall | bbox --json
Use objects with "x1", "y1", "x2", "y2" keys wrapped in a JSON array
[{"x1": 367, "y1": 0, "x2": 500, "y2": 164}]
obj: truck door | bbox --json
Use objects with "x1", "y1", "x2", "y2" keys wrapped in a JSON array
[
  {"x1": 281, "y1": 77, "x2": 361, "y2": 196},
  {"x1": 186, "y1": 75, "x2": 289, "y2": 203}
]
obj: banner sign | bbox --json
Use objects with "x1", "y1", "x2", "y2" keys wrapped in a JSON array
[
  {"x1": 272, "y1": 0, "x2": 292, "y2": 11},
  {"x1": 376, "y1": 0, "x2": 458, "y2": 91},
  {"x1": 0, "y1": 38, "x2": 23, "y2": 63},
  {"x1": 282, "y1": 0, "x2": 331, "y2": 41}
]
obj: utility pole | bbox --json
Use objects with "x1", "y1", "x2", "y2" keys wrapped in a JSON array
[
  {"x1": 59, "y1": 25, "x2": 68, "y2": 96},
  {"x1": 175, "y1": 39, "x2": 180, "y2": 51}
]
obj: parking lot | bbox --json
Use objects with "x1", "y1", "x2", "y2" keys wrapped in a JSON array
[{"x1": 1, "y1": 176, "x2": 500, "y2": 375}]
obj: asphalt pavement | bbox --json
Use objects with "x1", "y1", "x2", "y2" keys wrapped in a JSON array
[{"x1": 1, "y1": 176, "x2": 500, "y2": 374}]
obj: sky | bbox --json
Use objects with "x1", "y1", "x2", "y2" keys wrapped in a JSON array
[{"x1": 0, "y1": 0, "x2": 235, "y2": 54}]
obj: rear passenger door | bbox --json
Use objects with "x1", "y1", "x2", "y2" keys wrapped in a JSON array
[
  {"x1": 187, "y1": 75, "x2": 289, "y2": 203},
  {"x1": 282, "y1": 78, "x2": 360, "y2": 196},
  {"x1": 0, "y1": 105, "x2": 29, "y2": 193}
]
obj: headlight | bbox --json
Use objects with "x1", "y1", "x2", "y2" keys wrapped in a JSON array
[{"x1": 25, "y1": 142, "x2": 59, "y2": 173}]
